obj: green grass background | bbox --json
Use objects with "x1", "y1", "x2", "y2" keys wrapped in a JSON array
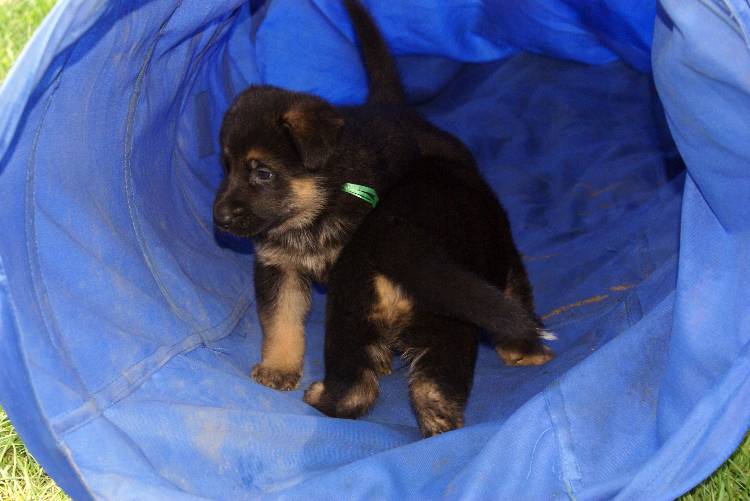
[{"x1": 0, "y1": 0, "x2": 747, "y2": 499}]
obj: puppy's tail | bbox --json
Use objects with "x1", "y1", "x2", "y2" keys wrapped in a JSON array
[
  {"x1": 343, "y1": 0, "x2": 405, "y2": 105},
  {"x1": 373, "y1": 220, "x2": 554, "y2": 347}
]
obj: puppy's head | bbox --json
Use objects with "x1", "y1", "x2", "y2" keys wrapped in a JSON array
[{"x1": 213, "y1": 86, "x2": 344, "y2": 238}]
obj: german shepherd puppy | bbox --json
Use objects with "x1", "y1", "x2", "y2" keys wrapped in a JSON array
[
  {"x1": 213, "y1": 0, "x2": 552, "y2": 399},
  {"x1": 302, "y1": 2, "x2": 554, "y2": 437}
]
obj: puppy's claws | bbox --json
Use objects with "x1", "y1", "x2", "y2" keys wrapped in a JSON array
[
  {"x1": 538, "y1": 329, "x2": 557, "y2": 341},
  {"x1": 251, "y1": 364, "x2": 301, "y2": 391}
]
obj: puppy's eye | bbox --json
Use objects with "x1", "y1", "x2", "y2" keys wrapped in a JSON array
[
  {"x1": 256, "y1": 168, "x2": 274, "y2": 181},
  {"x1": 252, "y1": 168, "x2": 274, "y2": 183}
]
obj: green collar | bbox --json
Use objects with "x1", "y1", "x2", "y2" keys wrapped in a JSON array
[{"x1": 342, "y1": 183, "x2": 379, "y2": 208}]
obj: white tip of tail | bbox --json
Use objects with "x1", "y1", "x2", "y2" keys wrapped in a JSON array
[{"x1": 538, "y1": 329, "x2": 557, "y2": 341}]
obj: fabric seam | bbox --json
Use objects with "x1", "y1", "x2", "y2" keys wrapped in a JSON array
[{"x1": 544, "y1": 379, "x2": 583, "y2": 499}]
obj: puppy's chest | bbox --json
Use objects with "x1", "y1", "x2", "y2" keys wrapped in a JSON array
[{"x1": 256, "y1": 239, "x2": 342, "y2": 282}]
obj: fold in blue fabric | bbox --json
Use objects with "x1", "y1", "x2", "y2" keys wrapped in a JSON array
[{"x1": 0, "y1": 0, "x2": 747, "y2": 499}]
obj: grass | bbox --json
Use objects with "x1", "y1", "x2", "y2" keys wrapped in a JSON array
[
  {"x1": 0, "y1": 0, "x2": 747, "y2": 499},
  {"x1": 0, "y1": 0, "x2": 57, "y2": 79},
  {"x1": 1, "y1": 1, "x2": 71, "y2": 499},
  {"x1": 682, "y1": 434, "x2": 750, "y2": 501},
  {"x1": 0, "y1": 409, "x2": 69, "y2": 501}
]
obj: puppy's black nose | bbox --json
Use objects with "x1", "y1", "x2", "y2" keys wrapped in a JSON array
[{"x1": 213, "y1": 205, "x2": 243, "y2": 229}]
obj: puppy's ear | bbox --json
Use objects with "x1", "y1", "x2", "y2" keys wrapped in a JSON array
[{"x1": 282, "y1": 102, "x2": 344, "y2": 171}]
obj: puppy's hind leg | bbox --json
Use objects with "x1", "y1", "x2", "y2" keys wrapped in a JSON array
[
  {"x1": 493, "y1": 263, "x2": 555, "y2": 366},
  {"x1": 406, "y1": 316, "x2": 479, "y2": 438},
  {"x1": 370, "y1": 219, "x2": 554, "y2": 367},
  {"x1": 304, "y1": 285, "x2": 387, "y2": 419},
  {"x1": 491, "y1": 309, "x2": 555, "y2": 367}
]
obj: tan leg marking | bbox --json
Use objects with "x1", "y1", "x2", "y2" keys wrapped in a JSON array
[
  {"x1": 409, "y1": 379, "x2": 464, "y2": 437},
  {"x1": 253, "y1": 269, "x2": 310, "y2": 390},
  {"x1": 369, "y1": 274, "x2": 414, "y2": 334},
  {"x1": 244, "y1": 148, "x2": 272, "y2": 161}
]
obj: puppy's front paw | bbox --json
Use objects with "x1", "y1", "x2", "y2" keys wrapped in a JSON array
[{"x1": 251, "y1": 364, "x2": 301, "y2": 390}]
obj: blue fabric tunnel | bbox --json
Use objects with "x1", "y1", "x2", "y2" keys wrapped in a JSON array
[{"x1": 1, "y1": 0, "x2": 749, "y2": 499}]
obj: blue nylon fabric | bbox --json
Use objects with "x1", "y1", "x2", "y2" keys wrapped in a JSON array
[{"x1": 0, "y1": 0, "x2": 747, "y2": 499}]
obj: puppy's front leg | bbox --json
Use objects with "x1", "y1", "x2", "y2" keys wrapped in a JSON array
[{"x1": 252, "y1": 261, "x2": 311, "y2": 390}]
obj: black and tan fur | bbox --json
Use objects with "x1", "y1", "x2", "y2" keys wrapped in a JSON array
[
  {"x1": 213, "y1": 0, "x2": 553, "y2": 406},
  {"x1": 301, "y1": 1, "x2": 554, "y2": 437},
  {"x1": 214, "y1": 83, "x2": 426, "y2": 389},
  {"x1": 303, "y1": 155, "x2": 555, "y2": 436}
]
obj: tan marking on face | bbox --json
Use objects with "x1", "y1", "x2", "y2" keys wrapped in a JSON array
[
  {"x1": 258, "y1": 269, "x2": 310, "y2": 372},
  {"x1": 289, "y1": 178, "x2": 324, "y2": 212},
  {"x1": 244, "y1": 147, "x2": 272, "y2": 161},
  {"x1": 268, "y1": 177, "x2": 326, "y2": 234},
  {"x1": 369, "y1": 274, "x2": 414, "y2": 333}
]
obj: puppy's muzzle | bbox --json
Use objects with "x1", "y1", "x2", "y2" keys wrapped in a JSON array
[{"x1": 213, "y1": 203, "x2": 245, "y2": 230}]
